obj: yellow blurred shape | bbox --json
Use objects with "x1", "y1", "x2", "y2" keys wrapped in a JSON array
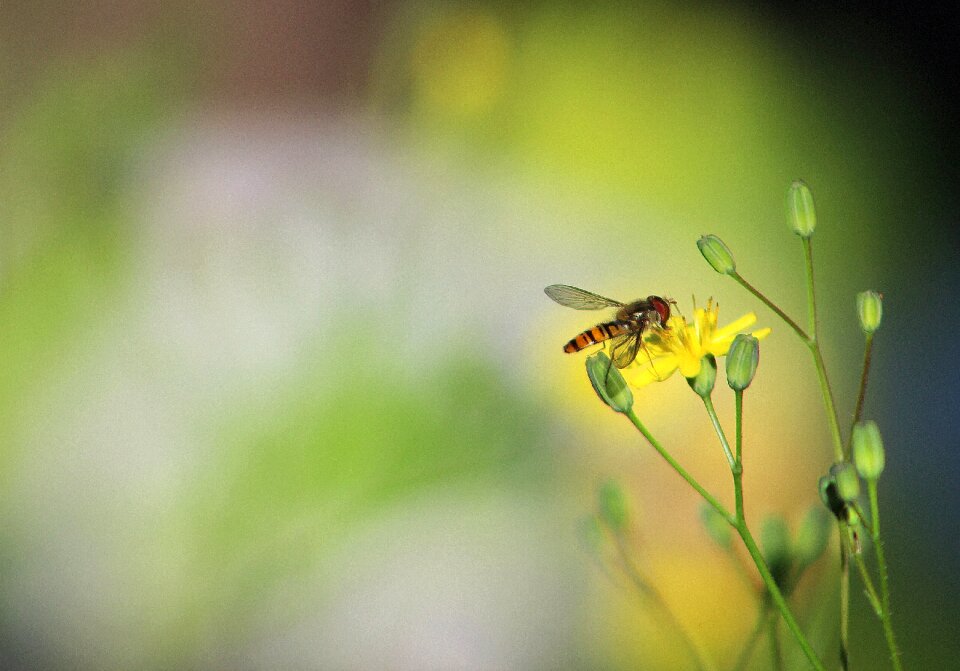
[
  {"x1": 603, "y1": 549, "x2": 755, "y2": 669},
  {"x1": 410, "y1": 9, "x2": 509, "y2": 118}
]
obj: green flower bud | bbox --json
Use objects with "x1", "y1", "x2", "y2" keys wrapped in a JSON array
[
  {"x1": 598, "y1": 480, "x2": 629, "y2": 533},
  {"x1": 829, "y1": 461, "x2": 861, "y2": 502},
  {"x1": 795, "y1": 506, "x2": 831, "y2": 568},
  {"x1": 856, "y1": 290, "x2": 883, "y2": 334},
  {"x1": 725, "y1": 334, "x2": 759, "y2": 391},
  {"x1": 787, "y1": 180, "x2": 816, "y2": 237},
  {"x1": 761, "y1": 515, "x2": 792, "y2": 588},
  {"x1": 586, "y1": 353, "x2": 633, "y2": 413},
  {"x1": 700, "y1": 502, "x2": 732, "y2": 549},
  {"x1": 853, "y1": 420, "x2": 886, "y2": 480},
  {"x1": 697, "y1": 235, "x2": 737, "y2": 275},
  {"x1": 818, "y1": 475, "x2": 845, "y2": 520},
  {"x1": 686, "y1": 354, "x2": 717, "y2": 398}
]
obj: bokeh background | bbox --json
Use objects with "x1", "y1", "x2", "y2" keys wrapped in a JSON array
[{"x1": 1, "y1": 2, "x2": 958, "y2": 669}]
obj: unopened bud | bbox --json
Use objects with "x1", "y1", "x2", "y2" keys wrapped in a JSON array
[
  {"x1": 687, "y1": 354, "x2": 717, "y2": 398},
  {"x1": 829, "y1": 461, "x2": 861, "y2": 502},
  {"x1": 725, "y1": 334, "x2": 759, "y2": 391},
  {"x1": 795, "y1": 507, "x2": 831, "y2": 568},
  {"x1": 586, "y1": 353, "x2": 633, "y2": 413},
  {"x1": 818, "y1": 475, "x2": 845, "y2": 520},
  {"x1": 700, "y1": 502, "x2": 732, "y2": 549},
  {"x1": 761, "y1": 515, "x2": 792, "y2": 588},
  {"x1": 856, "y1": 291, "x2": 883, "y2": 334},
  {"x1": 697, "y1": 235, "x2": 737, "y2": 275},
  {"x1": 598, "y1": 480, "x2": 630, "y2": 533},
  {"x1": 853, "y1": 420, "x2": 886, "y2": 480},
  {"x1": 787, "y1": 180, "x2": 816, "y2": 237}
]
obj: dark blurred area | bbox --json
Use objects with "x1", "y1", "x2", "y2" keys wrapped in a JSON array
[{"x1": 1, "y1": 2, "x2": 958, "y2": 669}]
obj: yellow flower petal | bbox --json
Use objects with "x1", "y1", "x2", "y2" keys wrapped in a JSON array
[
  {"x1": 615, "y1": 299, "x2": 768, "y2": 390},
  {"x1": 712, "y1": 312, "x2": 757, "y2": 341},
  {"x1": 623, "y1": 357, "x2": 680, "y2": 387}
]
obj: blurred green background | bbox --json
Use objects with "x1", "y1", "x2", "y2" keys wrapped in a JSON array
[{"x1": 2, "y1": 2, "x2": 958, "y2": 669}]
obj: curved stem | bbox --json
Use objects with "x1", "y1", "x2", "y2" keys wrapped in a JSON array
[
  {"x1": 731, "y1": 391, "x2": 826, "y2": 671},
  {"x1": 703, "y1": 397, "x2": 736, "y2": 471},
  {"x1": 734, "y1": 520, "x2": 826, "y2": 671},
  {"x1": 730, "y1": 266, "x2": 844, "y2": 461},
  {"x1": 801, "y1": 238, "x2": 818, "y2": 341},
  {"x1": 851, "y1": 547, "x2": 883, "y2": 617},
  {"x1": 848, "y1": 333, "x2": 875, "y2": 452},
  {"x1": 731, "y1": 272, "x2": 809, "y2": 341},
  {"x1": 808, "y1": 342, "x2": 845, "y2": 462},
  {"x1": 840, "y1": 531, "x2": 850, "y2": 670},
  {"x1": 626, "y1": 409, "x2": 826, "y2": 670}
]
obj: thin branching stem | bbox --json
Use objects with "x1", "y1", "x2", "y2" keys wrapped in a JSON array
[
  {"x1": 627, "y1": 409, "x2": 825, "y2": 670},
  {"x1": 849, "y1": 333, "x2": 875, "y2": 449},
  {"x1": 703, "y1": 397, "x2": 736, "y2": 471},
  {"x1": 868, "y1": 481, "x2": 903, "y2": 671}
]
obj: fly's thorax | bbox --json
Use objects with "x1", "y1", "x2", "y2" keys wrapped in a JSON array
[{"x1": 616, "y1": 299, "x2": 654, "y2": 323}]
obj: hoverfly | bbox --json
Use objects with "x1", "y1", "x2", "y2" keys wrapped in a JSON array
[{"x1": 544, "y1": 284, "x2": 675, "y2": 369}]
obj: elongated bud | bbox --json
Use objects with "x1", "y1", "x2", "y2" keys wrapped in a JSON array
[
  {"x1": 830, "y1": 461, "x2": 861, "y2": 502},
  {"x1": 818, "y1": 475, "x2": 846, "y2": 520},
  {"x1": 687, "y1": 354, "x2": 717, "y2": 398},
  {"x1": 853, "y1": 420, "x2": 886, "y2": 480},
  {"x1": 697, "y1": 235, "x2": 736, "y2": 275},
  {"x1": 598, "y1": 480, "x2": 629, "y2": 533},
  {"x1": 795, "y1": 507, "x2": 831, "y2": 568},
  {"x1": 725, "y1": 334, "x2": 759, "y2": 391},
  {"x1": 586, "y1": 353, "x2": 633, "y2": 413},
  {"x1": 700, "y1": 502, "x2": 732, "y2": 549},
  {"x1": 787, "y1": 180, "x2": 816, "y2": 237},
  {"x1": 761, "y1": 515, "x2": 792, "y2": 588},
  {"x1": 856, "y1": 291, "x2": 883, "y2": 334}
]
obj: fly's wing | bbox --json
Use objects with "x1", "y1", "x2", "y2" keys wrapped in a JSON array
[
  {"x1": 610, "y1": 331, "x2": 644, "y2": 368},
  {"x1": 544, "y1": 285, "x2": 624, "y2": 310}
]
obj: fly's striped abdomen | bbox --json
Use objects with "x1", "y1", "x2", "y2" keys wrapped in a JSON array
[{"x1": 563, "y1": 321, "x2": 633, "y2": 353}]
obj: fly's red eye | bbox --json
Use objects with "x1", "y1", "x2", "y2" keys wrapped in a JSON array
[{"x1": 650, "y1": 296, "x2": 670, "y2": 323}]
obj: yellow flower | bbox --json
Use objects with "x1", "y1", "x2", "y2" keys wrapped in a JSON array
[{"x1": 621, "y1": 299, "x2": 771, "y2": 387}]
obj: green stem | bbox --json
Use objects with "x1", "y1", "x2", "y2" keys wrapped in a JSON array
[
  {"x1": 731, "y1": 272, "x2": 809, "y2": 341},
  {"x1": 801, "y1": 238, "x2": 818, "y2": 339},
  {"x1": 869, "y1": 481, "x2": 903, "y2": 671},
  {"x1": 840, "y1": 531, "x2": 850, "y2": 671},
  {"x1": 809, "y1": 343, "x2": 845, "y2": 462},
  {"x1": 703, "y1": 397, "x2": 737, "y2": 471},
  {"x1": 627, "y1": 409, "x2": 825, "y2": 670},
  {"x1": 734, "y1": 391, "x2": 744, "y2": 466},
  {"x1": 851, "y1": 546, "x2": 883, "y2": 617},
  {"x1": 734, "y1": 518, "x2": 826, "y2": 671},
  {"x1": 848, "y1": 333, "x2": 875, "y2": 451},
  {"x1": 625, "y1": 410, "x2": 734, "y2": 525},
  {"x1": 731, "y1": 392, "x2": 826, "y2": 671},
  {"x1": 731, "y1": 267, "x2": 844, "y2": 461}
]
